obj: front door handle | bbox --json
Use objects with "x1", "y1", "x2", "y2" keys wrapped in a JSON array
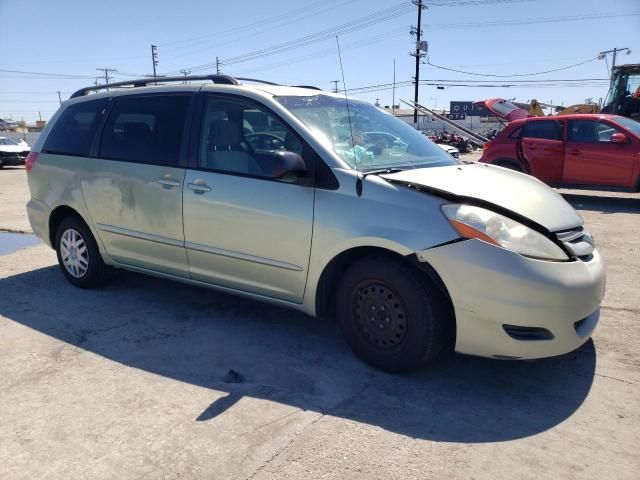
[
  {"x1": 187, "y1": 182, "x2": 212, "y2": 194},
  {"x1": 157, "y1": 178, "x2": 181, "y2": 189},
  {"x1": 570, "y1": 149, "x2": 581, "y2": 155}
]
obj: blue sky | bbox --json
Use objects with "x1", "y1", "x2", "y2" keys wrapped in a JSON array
[{"x1": 1, "y1": 0, "x2": 639, "y2": 122}]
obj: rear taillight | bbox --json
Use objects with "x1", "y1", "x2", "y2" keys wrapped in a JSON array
[
  {"x1": 25, "y1": 152, "x2": 38, "y2": 172},
  {"x1": 482, "y1": 141, "x2": 494, "y2": 152}
]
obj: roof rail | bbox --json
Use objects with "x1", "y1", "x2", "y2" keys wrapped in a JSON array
[
  {"x1": 291, "y1": 85, "x2": 323, "y2": 91},
  {"x1": 235, "y1": 77, "x2": 280, "y2": 86},
  {"x1": 70, "y1": 74, "x2": 241, "y2": 98},
  {"x1": 69, "y1": 74, "x2": 323, "y2": 100}
]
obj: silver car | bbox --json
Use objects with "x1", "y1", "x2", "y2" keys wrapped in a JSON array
[{"x1": 25, "y1": 75, "x2": 605, "y2": 372}]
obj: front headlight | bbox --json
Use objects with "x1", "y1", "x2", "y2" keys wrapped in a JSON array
[{"x1": 442, "y1": 204, "x2": 569, "y2": 261}]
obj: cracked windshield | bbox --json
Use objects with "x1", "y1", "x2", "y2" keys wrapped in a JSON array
[{"x1": 276, "y1": 94, "x2": 457, "y2": 171}]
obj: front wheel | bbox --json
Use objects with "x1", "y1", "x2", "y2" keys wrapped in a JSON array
[
  {"x1": 496, "y1": 161, "x2": 523, "y2": 172},
  {"x1": 337, "y1": 256, "x2": 450, "y2": 372},
  {"x1": 55, "y1": 216, "x2": 107, "y2": 288}
]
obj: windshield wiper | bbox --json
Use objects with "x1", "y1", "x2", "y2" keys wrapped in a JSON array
[
  {"x1": 356, "y1": 167, "x2": 405, "y2": 196},
  {"x1": 360, "y1": 167, "x2": 405, "y2": 179}
]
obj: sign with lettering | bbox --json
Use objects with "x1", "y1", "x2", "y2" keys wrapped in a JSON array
[{"x1": 450, "y1": 101, "x2": 495, "y2": 117}]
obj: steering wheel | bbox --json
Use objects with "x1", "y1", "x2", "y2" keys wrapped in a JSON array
[{"x1": 245, "y1": 133, "x2": 285, "y2": 150}]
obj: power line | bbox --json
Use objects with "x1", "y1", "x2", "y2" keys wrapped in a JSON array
[
  {"x1": 425, "y1": 57, "x2": 599, "y2": 77},
  {"x1": 233, "y1": 26, "x2": 407, "y2": 76},
  {"x1": 159, "y1": 0, "x2": 349, "y2": 50},
  {"x1": 96, "y1": 68, "x2": 118, "y2": 90},
  {"x1": 161, "y1": 0, "x2": 355, "y2": 60},
  {"x1": 0, "y1": 68, "x2": 95, "y2": 79},
  {"x1": 164, "y1": 1, "x2": 415, "y2": 74},
  {"x1": 424, "y1": 11, "x2": 640, "y2": 29}
]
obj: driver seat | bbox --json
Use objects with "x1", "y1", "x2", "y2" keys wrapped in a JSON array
[{"x1": 206, "y1": 119, "x2": 259, "y2": 174}]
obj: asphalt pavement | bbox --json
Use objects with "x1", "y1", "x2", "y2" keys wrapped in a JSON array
[{"x1": 1, "y1": 164, "x2": 639, "y2": 479}]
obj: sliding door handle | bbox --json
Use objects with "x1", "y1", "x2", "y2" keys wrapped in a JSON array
[
  {"x1": 187, "y1": 182, "x2": 212, "y2": 194},
  {"x1": 157, "y1": 179, "x2": 181, "y2": 189}
]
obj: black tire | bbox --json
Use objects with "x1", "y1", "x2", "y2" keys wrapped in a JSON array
[
  {"x1": 337, "y1": 256, "x2": 449, "y2": 373},
  {"x1": 496, "y1": 161, "x2": 522, "y2": 172},
  {"x1": 55, "y1": 216, "x2": 107, "y2": 288}
]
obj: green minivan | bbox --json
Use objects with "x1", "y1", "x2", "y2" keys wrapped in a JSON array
[{"x1": 26, "y1": 75, "x2": 605, "y2": 372}]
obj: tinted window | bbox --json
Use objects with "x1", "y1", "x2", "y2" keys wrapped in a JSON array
[
  {"x1": 199, "y1": 96, "x2": 304, "y2": 178},
  {"x1": 99, "y1": 95, "x2": 189, "y2": 165},
  {"x1": 522, "y1": 120, "x2": 562, "y2": 140},
  {"x1": 508, "y1": 126, "x2": 522, "y2": 139},
  {"x1": 568, "y1": 120, "x2": 623, "y2": 143},
  {"x1": 43, "y1": 99, "x2": 107, "y2": 156}
]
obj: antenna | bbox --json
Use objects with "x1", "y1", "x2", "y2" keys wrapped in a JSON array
[{"x1": 335, "y1": 36, "x2": 358, "y2": 174}]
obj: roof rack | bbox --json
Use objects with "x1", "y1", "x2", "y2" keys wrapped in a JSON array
[
  {"x1": 291, "y1": 85, "x2": 323, "y2": 91},
  {"x1": 69, "y1": 74, "x2": 322, "y2": 99},
  {"x1": 70, "y1": 74, "x2": 241, "y2": 98}
]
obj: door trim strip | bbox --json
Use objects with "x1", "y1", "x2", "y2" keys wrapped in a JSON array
[
  {"x1": 185, "y1": 241, "x2": 303, "y2": 272},
  {"x1": 96, "y1": 223, "x2": 184, "y2": 248},
  {"x1": 96, "y1": 223, "x2": 303, "y2": 271}
]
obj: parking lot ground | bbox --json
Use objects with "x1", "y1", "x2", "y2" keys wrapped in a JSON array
[
  {"x1": 1, "y1": 167, "x2": 639, "y2": 479},
  {"x1": 0, "y1": 167, "x2": 32, "y2": 233}
]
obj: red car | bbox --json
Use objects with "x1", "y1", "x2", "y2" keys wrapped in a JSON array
[{"x1": 478, "y1": 102, "x2": 640, "y2": 191}]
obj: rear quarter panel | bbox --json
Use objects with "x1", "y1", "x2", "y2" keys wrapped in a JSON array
[
  {"x1": 27, "y1": 153, "x2": 109, "y2": 256},
  {"x1": 480, "y1": 126, "x2": 524, "y2": 169}
]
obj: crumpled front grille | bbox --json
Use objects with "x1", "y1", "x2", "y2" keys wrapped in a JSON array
[{"x1": 555, "y1": 227, "x2": 595, "y2": 259}]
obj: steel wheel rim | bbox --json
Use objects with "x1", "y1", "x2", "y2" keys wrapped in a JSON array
[
  {"x1": 352, "y1": 281, "x2": 409, "y2": 351},
  {"x1": 60, "y1": 228, "x2": 89, "y2": 278}
]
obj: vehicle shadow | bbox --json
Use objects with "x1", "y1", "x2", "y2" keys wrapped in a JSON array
[
  {"x1": 562, "y1": 192, "x2": 640, "y2": 214},
  {"x1": 0, "y1": 265, "x2": 597, "y2": 443}
]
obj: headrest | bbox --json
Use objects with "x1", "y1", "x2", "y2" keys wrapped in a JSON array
[{"x1": 208, "y1": 119, "x2": 241, "y2": 146}]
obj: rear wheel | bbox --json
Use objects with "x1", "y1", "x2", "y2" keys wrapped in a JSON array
[
  {"x1": 55, "y1": 216, "x2": 107, "y2": 288},
  {"x1": 337, "y1": 256, "x2": 449, "y2": 372}
]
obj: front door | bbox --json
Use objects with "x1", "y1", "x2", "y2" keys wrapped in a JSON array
[
  {"x1": 519, "y1": 119, "x2": 564, "y2": 183},
  {"x1": 564, "y1": 119, "x2": 635, "y2": 186},
  {"x1": 182, "y1": 94, "x2": 314, "y2": 302},
  {"x1": 82, "y1": 94, "x2": 192, "y2": 277}
]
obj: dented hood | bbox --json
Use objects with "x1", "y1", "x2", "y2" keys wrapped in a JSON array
[{"x1": 382, "y1": 163, "x2": 583, "y2": 232}]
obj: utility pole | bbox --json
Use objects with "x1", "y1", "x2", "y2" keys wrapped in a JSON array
[
  {"x1": 599, "y1": 47, "x2": 631, "y2": 84},
  {"x1": 96, "y1": 68, "x2": 117, "y2": 91},
  {"x1": 331, "y1": 80, "x2": 340, "y2": 93},
  {"x1": 151, "y1": 44, "x2": 159, "y2": 81},
  {"x1": 216, "y1": 57, "x2": 221, "y2": 74},
  {"x1": 180, "y1": 69, "x2": 191, "y2": 84},
  {"x1": 410, "y1": 0, "x2": 426, "y2": 124},
  {"x1": 57, "y1": 90, "x2": 62, "y2": 106},
  {"x1": 392, "y1": 58, "x2": 396, "y2": 116}
]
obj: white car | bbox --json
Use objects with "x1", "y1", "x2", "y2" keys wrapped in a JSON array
[
  {"x1": 0, "y1": 137, "x2": 31, "y2": 168},
  {"x1": 436, "y1": 143, "x2": 460, "y2": 159}
]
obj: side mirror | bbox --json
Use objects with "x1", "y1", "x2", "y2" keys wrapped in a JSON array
[
  {"x1": 271, "y1": 150, "x2": 307, "y2": 179},
  {"x1": 610, "y1": 132, "x2": 628, "y2": 144}
]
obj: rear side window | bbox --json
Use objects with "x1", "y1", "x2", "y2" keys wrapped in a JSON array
[
  {"x1": 508, "y1": 126, "x2": 523, "y2": 139},
  {"x1": 522, "y1": 120, "x2": 562, "y2": 140},
  {"x1": 99, "y1": 95, "x2": 190, "y2": 166},
  {"x1": 42, "y1": 99, "x2": 108, "y2": 156}
]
